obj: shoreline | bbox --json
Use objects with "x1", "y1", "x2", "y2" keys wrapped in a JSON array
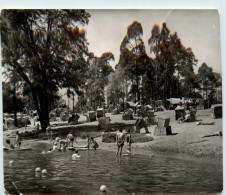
[
  {"x1": 3, "y1": 110, "x2": 222, "y2": 164},
  {"x1": 18, "y1": 137, "x2": 222, "y2": 166}
]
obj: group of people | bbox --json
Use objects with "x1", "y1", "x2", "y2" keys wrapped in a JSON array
[
  {"x1": 116, "y1": 128, "x2": 132, "y2": 158},
  {"x1": 46, "y1": 124, "x2": 99, "y2": 153},
  {"x1": 6, "y1": 131, "x2": 22, "y2": 150}
]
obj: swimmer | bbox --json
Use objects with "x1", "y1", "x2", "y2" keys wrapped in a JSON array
[
  {"x1": 6, "y1": 139, "x2": 15, "y2": 150},
  {"x1": 72, "y1": 149, "x2": 80, "y2": 159},
  {"x1": 52, "y1": 142, "x2": 58, "y2": 151},
  {"x1": 116, "y1": 128, "x2": 125, "y2": 158},
  {"x1": 58, "y1": 139, "x2": 67, "y2": 149},
  {"x1": 61, "y1": 142, "x2": 68, "y2": 152},
  {"x1": 55, "y1": 134, "x2": 61, "y2": 142},
  {"x1": 89, "y1": 137, "x2": 99, "y2": 150}
]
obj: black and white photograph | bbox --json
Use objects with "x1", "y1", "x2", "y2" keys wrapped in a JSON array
[{"x1": 1, "y1": 8, "x2": 223, "y2": 194}]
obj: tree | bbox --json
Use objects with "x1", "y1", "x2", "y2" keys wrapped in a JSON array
[
  {"x1": 1, "y1": 10, "x2": 91, "y2": 131},
  {"x1": 107, "y1": 67, "x2": 125, "y2": 106},
  {"x1": 85, "y1": 52, "x2": 114, "y2": 109},
  {"x1": 198, "y1": 63, "x2": 220, "y2": 102},
  {"x1": 2, "y1": 82, "x2": 25, "y2": 115},
  {"x1": 148, "y1": 23, "x2": 197, "y2": 104},
  {"x1": 119, "y1": 21, "x2": 148, "y2": 102}
]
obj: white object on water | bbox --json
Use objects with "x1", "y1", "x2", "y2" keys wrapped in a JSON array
[
  {"x1": 42, "y1": 169, "x2": 47, "y2": 175},
  {"x1": 100, "y1": 185, "x2": 107, "y2": 192},
  {"x1": 9, "y1": 160, "x2": 14, "y2": 165},
  {"x1": 35, "y1": 167, "x2": 41, "y2": 172}
]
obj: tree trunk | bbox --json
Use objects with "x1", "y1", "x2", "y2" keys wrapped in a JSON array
[
  {"x1": 136, "y1": 75, "x2": 140, "y2": 102},
  {"x1": 72, "y1": 95, "x2": 75, "y2": 112},
  {"x1": 13, "y1": 82, "x2": 18, "y2": 127}
]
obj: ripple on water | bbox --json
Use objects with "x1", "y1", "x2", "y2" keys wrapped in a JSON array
[{"x1": 4, "y1": 142, "x2": 223, "y2": 194}]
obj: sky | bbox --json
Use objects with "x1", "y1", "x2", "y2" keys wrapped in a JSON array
[{"x1": 84, "y1": 9, "x2": 221, "y2": 73}]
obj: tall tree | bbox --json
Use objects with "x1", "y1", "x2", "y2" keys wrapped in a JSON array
[
  {"x1": 198, "y1": 63, "x2": 220, "y2": 102},
  {"x1": 148, "y1": 23, "x2": 197, "y2": 104},
  {"x1": 85, "y1": 52, "x2": 114, "y2": 109},
  {"x1": 119, "y1": 21, "x2": 148, "y2": 102},
  {"x1": 1, "y1": 10, "x2": 91, "y2": 131}
]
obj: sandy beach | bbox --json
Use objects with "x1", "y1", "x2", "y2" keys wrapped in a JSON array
[
  {"x1": 3, "y1": 109, "x2": 222, "y2": 162},
  {"x1": 98, "y1": 109, "x2": 222, "y2": 161}
]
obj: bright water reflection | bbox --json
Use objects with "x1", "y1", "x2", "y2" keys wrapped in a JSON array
[{"x1": 4, "y1": 142, "x2": 222, "y2": 194}]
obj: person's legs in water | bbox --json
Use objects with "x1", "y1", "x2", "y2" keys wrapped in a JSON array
[{"x1": 116, "y1": 146, "x2": 120, "y2": 158}]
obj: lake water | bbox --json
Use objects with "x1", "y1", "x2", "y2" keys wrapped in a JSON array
[{"x1": 4, "y1": 142, "x2": 222, "y2": 194}]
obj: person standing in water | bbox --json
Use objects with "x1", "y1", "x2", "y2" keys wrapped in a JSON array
[
  {"x1": 67, "y1": 132, "x2": 76, "y2": 147},
  {"x1": 89, "y1": 137, "x2": 99, "y2": 150},
  {"x1": 126, "y1": 129, "x2": 132, "y2": 154},
  {"x1": 14, "y1": 131, "x2": 21, "y2": 148},
  {"x1": 116, "y1": 128, "x2": 125, "y2": 158}
]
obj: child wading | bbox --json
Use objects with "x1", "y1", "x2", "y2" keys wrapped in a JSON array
[
  {"x1": 126, "y1": 129, "x2": 132, "y2": 154},
  {"x1": 89, "y1": 137, "x2": 99, "y2": 150}
]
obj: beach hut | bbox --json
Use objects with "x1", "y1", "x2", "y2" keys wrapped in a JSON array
[
  {"x1": 98, "y1": 117, "x2": 111, "y2": 131},
  {"x1": 97, "y1": 108, "x2": 105, "y2": 118},
  {"x1": 211, "y1": 104, "x2": 222, "y2": 119},
  {"x1": 5, "y1": 118, "x2": 15, "y2": 130},
  {"x1": 175, "y1": 106, "x2": 185, "y2": 120},
  {"x1": 147, "y1": 110, "x2": 156, "y2": 125},
  {"x1": 87, "y1": 111, "x2": 96, "y2": 122}
]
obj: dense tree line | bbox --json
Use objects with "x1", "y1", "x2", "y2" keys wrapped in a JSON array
[
  {"x1": 109, "y1": 21, "x2": 221, "y2": 107},
  {"x1": 1, "y1": 10, "x2": 221, "y2": 131}
]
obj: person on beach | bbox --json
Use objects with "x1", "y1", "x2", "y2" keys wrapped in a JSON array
[
  {"x1": 89, "y1": 137, "x2": 99, "y2": 150},
  {"x1": 14, "y1": 131, "x2": 21, "y2": 148},
  {"x1": 116, "y1": 129, "x2": 125, "y2": 158},
  {"x1": 126, "y1": 129, "x2": 132, "y2": 154},
  {"x1": 66, "y1": 132, "x2": 76, "y2": 147},
  {"x1": 35, "y1": 124, "x2": 40, "y2": 137},
  {"x1": 200, "y1": 131, "x2": 222, "y2": 138}
]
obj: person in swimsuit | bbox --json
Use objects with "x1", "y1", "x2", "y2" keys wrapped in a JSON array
[
  {"x1": 66, "y1": 132, "x2": 76, "y2": 147},
  {"x1": 116, "y1": 129, "x2": 125, "y2": 158},
  {"x1": 14, "y1": 131, "x2": 21, "y2": 148},
  {"x1": 46, "y1": 124, "x2": 52, "y2": 143},
  {"x1": 126, "y1": 129, "x2": 132, "y2": 154},
  {"x1": 86, "y1": 136, "x2": 91, "y2": 150}
]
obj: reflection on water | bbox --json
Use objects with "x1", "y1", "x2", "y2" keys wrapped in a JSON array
[{"x1": 4, "y1": 142, "x2": 222, "y2": 194}]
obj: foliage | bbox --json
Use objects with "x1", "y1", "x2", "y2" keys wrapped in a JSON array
[
  {"x1": 2, "y1": 82, "x2": 25, "y2": 113},
  {"x1": 84, "y1": 52, "x2": 114, "y2": 109},
  {"x1": 118, "y1": 21, "x2": 150, "y2": 102},
  {"x1": 1, "y1": 9, "x2": 91, "y2": 130},
  {"x1": 198, "y1": 63, "x2": 221, "y2": 101},
  {"x1": 147, "y1": 23, "x2": 198, "y2": 103}
]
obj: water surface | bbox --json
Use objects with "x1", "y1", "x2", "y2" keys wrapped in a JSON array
[{"x1": 4, "y1": 142, "x2": 222, "y2": 194}]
